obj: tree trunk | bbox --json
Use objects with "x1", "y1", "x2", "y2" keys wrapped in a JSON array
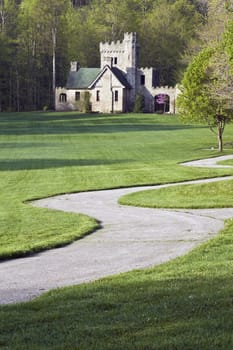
[
  {"x1": 217, "y1": 115, "x2": 224, "y2": 152},
  {"x1": 52, "y1": 27, "x2": 56, "y2": 110},
  {"x1": 218, "y1": 129, "x2": 223, "y2": 152}
]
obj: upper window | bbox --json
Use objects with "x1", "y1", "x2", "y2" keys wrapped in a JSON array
[
  {"x1": 96, "y1": 90, "x2": 100, "y2": 101},
  {"x1": 114, "y1": 57, "x2": 118, "y2": 65},
  {"x1": 140, "y1": 75, "x2": 145, "y2": 85}
]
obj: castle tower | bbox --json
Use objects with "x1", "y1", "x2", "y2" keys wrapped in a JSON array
[
  {"x1": 99, "y1": 32, "x2": 138, "y2": 72},
  {"x1": 99, "y1": 32, "x2": 139, "y2": 109},
  {"x1": 124, "y1": 32, "x2": 138, "y2": 107}
]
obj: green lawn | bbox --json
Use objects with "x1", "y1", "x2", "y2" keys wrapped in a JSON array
[
  {"x1": 119, "y1": 179, "x2": 233, "y2": 209},
  {"x1": 1, "y1": 111, "x2": 233, "y2": 259},
  {"x1": 219, "y1": 159, "x2": 233, "y2": 166},
  {"x1": 1, "y1": 112, "x2": 233, "y2": 349}
]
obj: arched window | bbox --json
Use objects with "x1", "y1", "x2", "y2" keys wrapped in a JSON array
[
  {"x1": 154, "y1": 94, "x2": 170, "y2": 113},
  {"x1": 59, "y1": 93, "x2": 67, "y2": 103}
]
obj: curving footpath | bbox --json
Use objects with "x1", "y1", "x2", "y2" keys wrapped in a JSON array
[{"x1": 1, "y1": 155, "x2": 233, "y2": 304}]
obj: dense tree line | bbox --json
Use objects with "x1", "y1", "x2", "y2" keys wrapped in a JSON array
[{"x1": 0, "y1": 0, "x2": 229, "y2": 111}]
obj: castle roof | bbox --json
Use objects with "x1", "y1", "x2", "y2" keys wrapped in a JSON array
[
  {"x1": 66, "y1": 68, "x2": 101, "y2": 89},
  {"x1": 111, "y1": 67, "x2": 132, "y2": 89},
  {"x1": 65, "y1": 64, "x2": 132, "y2": 91}
]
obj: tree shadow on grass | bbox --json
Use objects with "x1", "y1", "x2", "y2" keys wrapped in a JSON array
[
  {"x1": 0, "y1": 123, "x2": 198, "y2": 136},
  {"x1": 0, "y1": 158, "x2": 132, "y2": 171},
  {"x1": 1, "y1": 274, "x2": 232, "y2": 349},
  {"x1": 0, "y1": 142, "x2": 59, "y2": 149},
  {"x1": 0, "y1": 113, "x2": 199, "y2": 135}
]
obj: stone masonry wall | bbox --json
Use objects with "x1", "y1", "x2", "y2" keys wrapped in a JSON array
[{"x1": 137, "y1": 68, "x2": 180, "y2": 113}]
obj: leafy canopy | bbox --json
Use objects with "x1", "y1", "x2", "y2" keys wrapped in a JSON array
[{"x1": 177, "y1": 43, "x2": 233, "y2": 151}]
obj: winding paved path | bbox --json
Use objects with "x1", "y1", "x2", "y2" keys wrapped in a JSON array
[{"x1": 1, "y1": 155, "x2": 233, "y2": 304}]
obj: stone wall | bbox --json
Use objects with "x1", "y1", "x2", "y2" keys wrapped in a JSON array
[
  {"x1": 136, "y1": 68, "x2": 180, "y2": 113},
  {"x1": 56, "y1": 71, "x2": 126, "y2": 113},
  {"x1": 55, "y1": 87, "x2": 77, "y2": 111}
]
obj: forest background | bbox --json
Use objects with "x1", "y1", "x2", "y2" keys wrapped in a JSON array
[{"x1": 0, "y1": 0, "x2": 230, "y2": 112}]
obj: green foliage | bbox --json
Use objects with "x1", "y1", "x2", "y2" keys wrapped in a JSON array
[
  {"x1": 0, "y1": 0, "x2": 18, "y2": 36},
  {"x1": 133, "y1": 93, "x2": 145, "y2": 113},
  {"x1": 177, "y1": 45, "x2": 233, "y2": 151},
  {"x1": 83, "y1": 91, "x2": 91, "y2": 112},
  {"x1": 1, "y1": 0, "x2": 72, "y2": 110},
  {"x1": 140, "y1": 0, "x2": 201, "y2": 84},
  {"x1": 177, "y1": 47, "x2": 215, "y2": 123},
  {"x1": 75, "y1": 91, "x2": 91, "y2": 112},
  {"x1": 224, "y1": 19, "x2": 233, "y2": 71},
  {"x1": 70, "y1": 0, "x2": 202, "y2": 84}
]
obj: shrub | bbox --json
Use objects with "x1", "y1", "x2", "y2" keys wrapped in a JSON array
[{"x1": 133, "y1": 93, "x2": 145, "y2": 113}]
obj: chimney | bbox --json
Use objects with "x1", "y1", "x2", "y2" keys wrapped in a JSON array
[{"x1": 70, "y1": 61, "x2": 79, "y2": 72}]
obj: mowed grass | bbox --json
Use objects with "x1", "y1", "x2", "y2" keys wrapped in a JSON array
[
  {"x1": 1, "y1": 111, "x2": 233, "y2": 259},
  {"x1": 219, "y1": 159, "x2": 233, "y2": 166},
  {"x1": 1, "y1": 218, "x2": 233, "y2": 349},
  {"x1": 119, "y1": 178, "x2": 233, "y2": 209},
  {"x1": 1, "y1": 112, "x2": 233, "y2": 349}
]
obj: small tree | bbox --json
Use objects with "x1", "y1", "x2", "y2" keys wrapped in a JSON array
[
  {"x1": 133, "y1": 93, "x2": 145, "y2": 113},
  {"x1": 82, "y1": 91, "x2": 91, "y2": 113},
  {"x1": 177, "y1": 46, "x2": 233, "y2": 152}
]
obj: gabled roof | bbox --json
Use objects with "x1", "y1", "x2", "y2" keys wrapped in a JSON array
[
  {"x1": 89, "y1": 65, "x2": 132, "y2": 89},
  {"x1": 66, "y1": 68, "x2": 101, "y2": 89},
  {"x1": 111, "y1": 67, "x2": 132, "y2": 89},
  {"x1": 66, "y1": 65, "x2": 132, "y2": 90}
]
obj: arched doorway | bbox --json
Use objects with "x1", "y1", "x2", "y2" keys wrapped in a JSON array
[
  {"x1": 59, "y1": 93, "x2": 67, "y2": 103},
  {"x1": 154, "y1": 94, "x2": 170, "y2": 113}
]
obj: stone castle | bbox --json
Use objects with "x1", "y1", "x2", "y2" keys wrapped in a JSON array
[{"x1": 56, "y1": 32, "x2": 180, "y2": 113}]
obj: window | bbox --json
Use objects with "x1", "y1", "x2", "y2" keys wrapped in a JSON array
[
  {"x1": 96, "y1": 90, "x2": 100, "y2": 101},
  {"x1": 140, "y1": 75, "x2": 145, "y2": 85},
  {"x1": 59, "y1": 93, "x2": 67, "y2": 103},
  {"x1": 75, "y1": 91, "x2": 80, "y2": 101},
  {"x1": 114, "y1": 90, "x2": 118, "y2": 102},
  {"x1": 114, "y1": 57, "x2": 118, "y2": 65}
]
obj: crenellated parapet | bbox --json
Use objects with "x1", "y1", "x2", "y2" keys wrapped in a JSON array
[
  {"x1": 56, "y1": 87, "x2": 66, "y2": 92},
  {"x1": 155, "y1": 85, "x2": 177, "y2": 90},
  {"x1": 152, "y1": 85, "x2": 180, "y2": 91},
  {"x1": 100, "y1": 40, "x2": 124, "y2": 52},
  {"x1": 139, "y1": 67, "x2": 153, "y2": 71},
  {"x1": 100, "y1": 32, "x2": 137, "y2": 51},
  {"x1": 100, "y1": 32, "x2": 138, "y2": 72}
]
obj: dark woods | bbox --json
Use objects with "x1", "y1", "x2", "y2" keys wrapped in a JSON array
[{"x1": 0, "y1": 0, "x2": 216, "y2": 111}]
